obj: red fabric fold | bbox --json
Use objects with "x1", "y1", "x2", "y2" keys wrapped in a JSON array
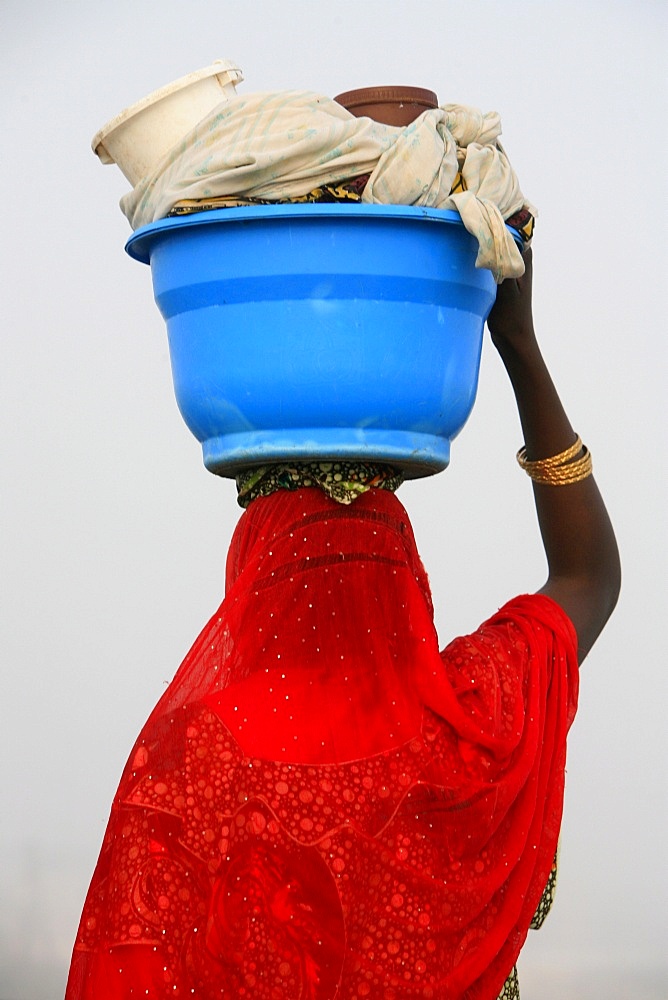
[{"x1": 66, "y1": 488, "x2": 578, "y2": 999}]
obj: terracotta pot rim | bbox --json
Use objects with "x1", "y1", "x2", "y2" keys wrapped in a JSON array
[{"x1": 334, "y1": 86, "x2": 438, "y2": 109}]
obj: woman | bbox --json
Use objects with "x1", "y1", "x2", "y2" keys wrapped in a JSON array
[{"x1": 66, "y1": 249, "x2": 620, "y2": 999}]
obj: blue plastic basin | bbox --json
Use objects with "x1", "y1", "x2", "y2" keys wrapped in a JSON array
[{"x1": 126, "y1": 204, "x2": 503, "y2": 478}]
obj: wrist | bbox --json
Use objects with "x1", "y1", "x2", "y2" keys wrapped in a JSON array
[{"x1": 491, "y1": 324, "x2": 540, "y2": 367}]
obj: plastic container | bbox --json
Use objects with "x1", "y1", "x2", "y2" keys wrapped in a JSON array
[
  {"x1": 91, "y1": 60, "x2": 243, "y2": 185},
  {"x1": 126, "y1": 204, "x2": 510, "y2": 479},
  {"x1": 334, "y1": 86, "x2": 438, "y2": 126}
]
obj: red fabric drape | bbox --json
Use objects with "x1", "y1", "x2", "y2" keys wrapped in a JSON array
[{"x1": 66, "y1": 488, "x2": 578, "y2": 999}]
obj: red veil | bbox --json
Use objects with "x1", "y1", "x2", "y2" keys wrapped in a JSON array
[{"x1": 66, "y1": 488, "x2": 578, "y2": 999}]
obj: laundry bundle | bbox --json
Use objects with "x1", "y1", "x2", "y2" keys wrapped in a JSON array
[{"x1": 121, "y1": 90, "x2": 535, "y2": 282}]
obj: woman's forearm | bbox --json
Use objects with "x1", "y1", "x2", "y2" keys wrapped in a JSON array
[{"x1": 487, "y1": 252, "x2": 621, "y2": 661}]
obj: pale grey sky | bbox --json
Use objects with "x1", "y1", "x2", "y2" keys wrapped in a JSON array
[{"x1": 1, "y1": 2, "x2": 666, "y2": 998}]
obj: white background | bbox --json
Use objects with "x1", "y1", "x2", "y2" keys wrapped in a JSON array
[{"x1": 1, "y1": 2, "x2": 666, "y2": 997}]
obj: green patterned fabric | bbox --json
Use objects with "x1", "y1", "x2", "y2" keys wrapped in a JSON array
[
  {"x1": 530, "y1": 854, "x2": 559, "y2": 931},
  {"x1": 497, "y1": 964, "x2": 520, "y2": 999},
  {"x1": 236, "y1": 461, "x2": 404, "y2": 508}
]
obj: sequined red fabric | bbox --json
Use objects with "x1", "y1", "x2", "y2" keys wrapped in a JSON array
[{"x1": 66, "y1": 489, "x2": 578, "y2": 999}]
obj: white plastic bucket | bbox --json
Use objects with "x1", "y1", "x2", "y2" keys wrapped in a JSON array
[{"x1": 91, "y1": 60, "x2": 243, "y2": 185}]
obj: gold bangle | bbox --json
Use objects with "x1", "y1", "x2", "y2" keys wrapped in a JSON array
[
  {"x1": 517, "y1": 437, "x2": 593, "y2": 486},
  {"x1": 525, "y1": 448, "x2": 593, "y2": 485},
  {"x1": 517, "y1": 435, "x2": 582, "y2": 471}
]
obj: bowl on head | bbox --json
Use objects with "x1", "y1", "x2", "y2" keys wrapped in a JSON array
[{"x1": 126, "y1": 203, "x2": 499, "y2": 479}]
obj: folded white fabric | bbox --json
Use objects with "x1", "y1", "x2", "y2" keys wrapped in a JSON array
[{"x1": 121, "y1": 90, "x2": 534, "y2": 281}]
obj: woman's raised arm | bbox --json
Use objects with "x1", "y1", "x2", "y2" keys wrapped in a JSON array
[{"x1": 487, "y1": 249, "x2": 621, "y2": 663}]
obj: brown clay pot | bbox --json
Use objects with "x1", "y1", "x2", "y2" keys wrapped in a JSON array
[{"x1": 333, "y1": 86, "x2": 438, "y2": 126}]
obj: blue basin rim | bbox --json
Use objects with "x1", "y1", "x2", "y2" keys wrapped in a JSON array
[{"x1": 125, "y1": 203, "x2": 522, "y2": 264}]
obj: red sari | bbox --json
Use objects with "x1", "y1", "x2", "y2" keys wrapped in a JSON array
[{"x1": 66, "y1": 488, "x2": 578, "y2": 999}]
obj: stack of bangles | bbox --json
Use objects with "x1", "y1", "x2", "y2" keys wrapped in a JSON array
[{"x1": 516, "y1": 435, "x2": 593, "y2": 485}]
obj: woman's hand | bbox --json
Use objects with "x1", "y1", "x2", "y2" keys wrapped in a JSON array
[{"x1": 487, "y1": 248, "x2": 535, "y2": 348}]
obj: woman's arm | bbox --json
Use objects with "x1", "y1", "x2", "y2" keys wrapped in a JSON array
[{"x1": 487, "y1": 249, "x2": 621, "y2": 663}]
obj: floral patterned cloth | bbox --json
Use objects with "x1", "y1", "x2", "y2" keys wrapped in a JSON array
[{"x1": 167, "y1": 170, "x2": 535, "y2": 254}]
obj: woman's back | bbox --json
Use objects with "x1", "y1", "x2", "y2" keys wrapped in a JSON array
[{"x1": 66, "y1": 487, "x2": 579, "y2": 999}]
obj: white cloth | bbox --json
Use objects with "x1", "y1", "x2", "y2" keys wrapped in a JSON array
[{"x1": 121, "y1": 90, "x2": 534, "y2": 281}]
